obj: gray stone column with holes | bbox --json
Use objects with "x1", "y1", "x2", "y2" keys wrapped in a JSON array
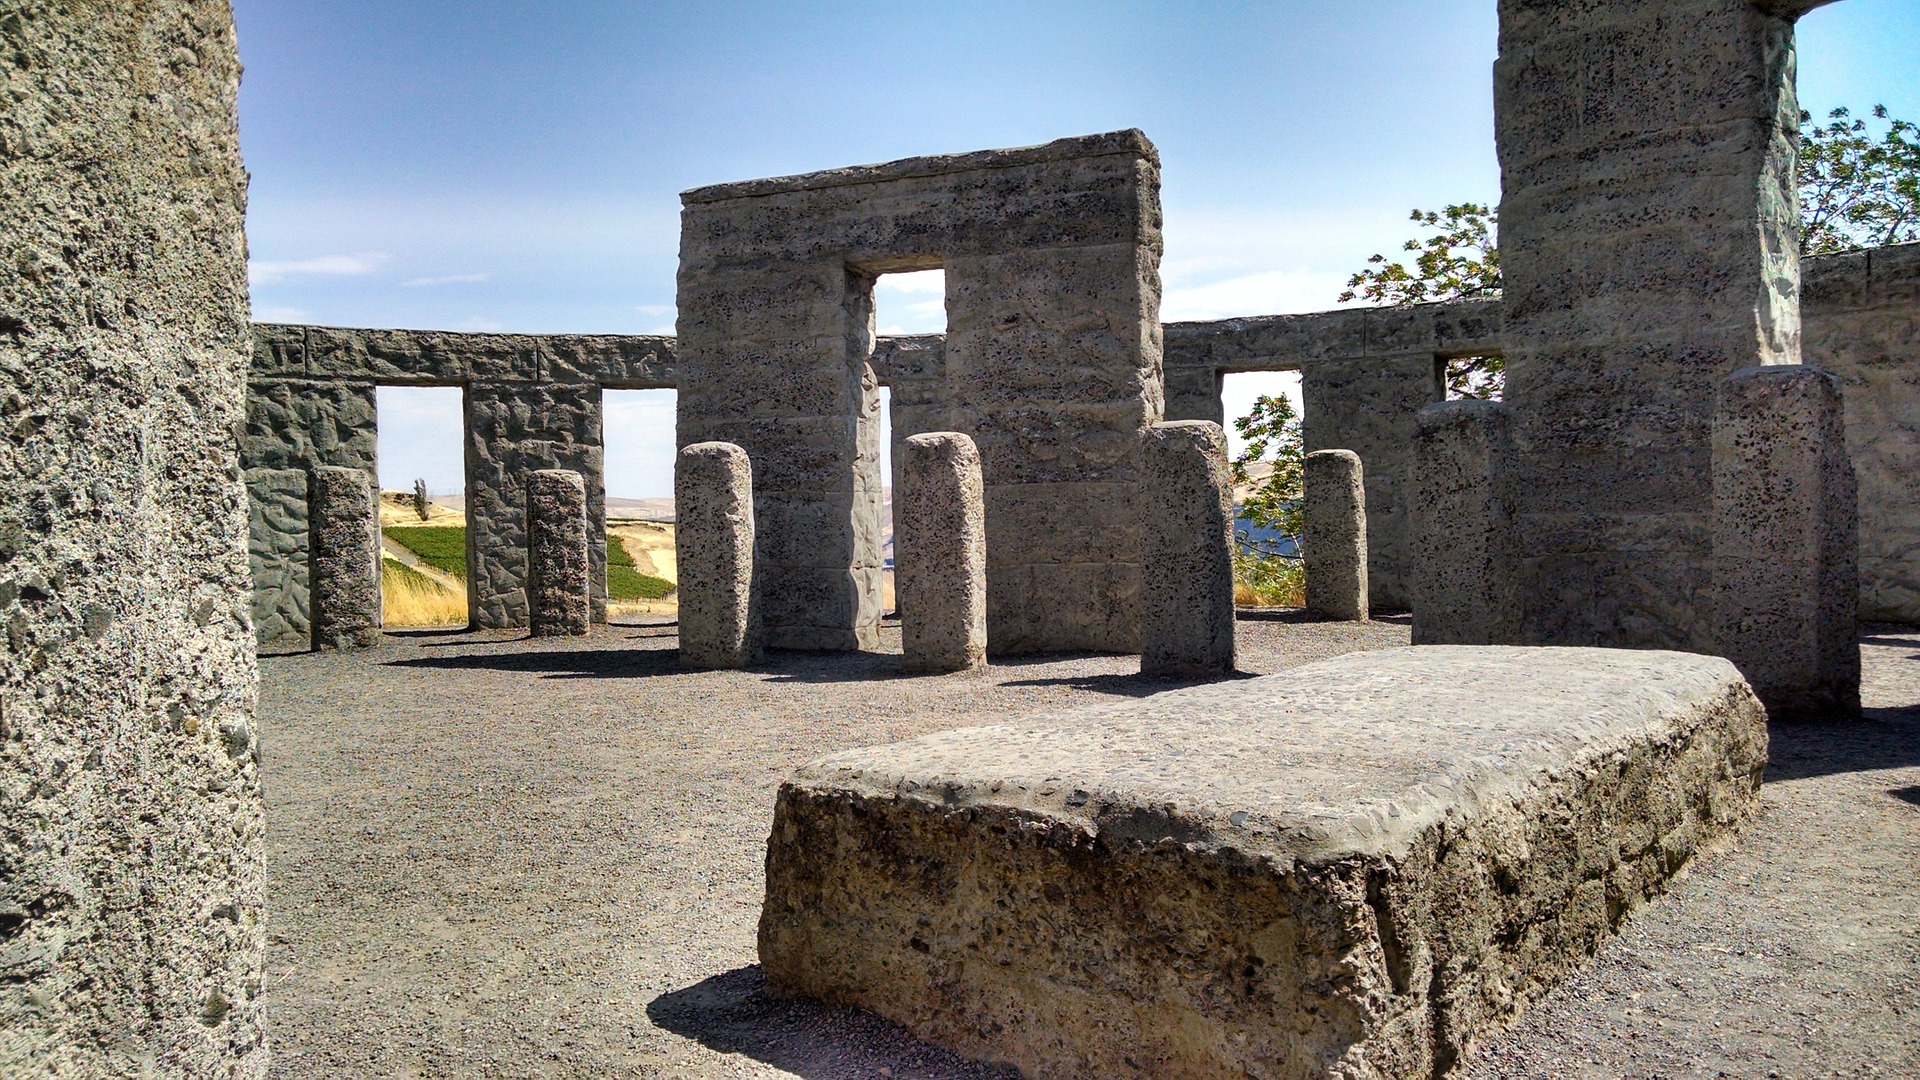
[
  {"x1": 1711, "y1": 365, "x2": 1859, "y2": 719},
  {"x1": 1412, "y1": 401, "x2": 1518, "y2": 646},
  {"x1": 677, "y1": 442, "x2": 762, "y2": 669},
  {"x1": 2, "y1": 5, "x2": 266, "y2": 1071},
  {"x1": 1139, "y1": 421, "x2": 1236, "y2": 676},
  {"x1": 527, "y1": 469, "x2": 591, "y2": 637},
  {"x1": 309, "y1": 465, "x2": 383, "y2": 649},
  {"x1": 897, "y1": 432, "x2": 988, "y2": 673},
  {"x1": 1303, "y1": 449, "x2": 1368, "y2": 621},
  {"x1": 1494, "y1": 0, "x2": 1826, "y2": 650}
]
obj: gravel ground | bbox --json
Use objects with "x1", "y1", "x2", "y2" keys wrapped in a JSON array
[{"x1": 261, "y1": 615, "x2": 1919, "y2": 1078}]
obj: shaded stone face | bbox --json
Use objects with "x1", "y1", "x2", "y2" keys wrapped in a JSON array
[
  {"x1": 1138, "y1": 421, "x2": 1236, "y2": 676},
  {"x1": 1712, "y1": 365, "x2": 1860, "y2": 719},
  {"x1": 676, "y1": 442, "x2": 762, "y2": 669},
  {"x1": 896, "y1": 432, "x2": 987, "y2": 673},
  {"x1": 309, "y1": 466, "x2": 384, "y2": 649},
  {"x1": 1494, "y1": 0, "x2": 1806, "y2": 650},
  {"x1": 1412, "y1": 401, "x2": 1519, "y2": 647},
  {"x1": 677, "y1": 131, "x2": 1163, "y2": 654},
  {"x1": 0, "y1": 4, "x2": 265, "y2": 1074},
  {"x1": 760, "y1": 647, "x2": 1767, "y2": 1079},
  {"x1": 1303, "y1": 449, "x2": 1369, "y2": 622},
  {"x1": 526, "y1": 469, "x2": 591, "y2": 638}
]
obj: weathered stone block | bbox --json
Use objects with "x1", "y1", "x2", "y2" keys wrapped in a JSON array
[
  {"x1": 248, "y1": 467, "x2": 310, "y2": 648},
  {"x1": 1491, "y1": 0, "x2": 1806, "y2": 653},
  {"x1": 1412, "y1": 401, "x2": 1517, "y2": 646},
  {"x1": 1711, "y1": 365, "x2": 1859, "y2": 719},
  {"x1": 678, "y1": 132, "x2": 1159, "y2": 655},
  {"x1": 762, "y1": 647, "x2": 1767, "y2": 1080},
  {"x1": 526, "y1": 469, "x2": 591, "y2": 637},
  {"x1": 1138, "y1": 421, "x2": 1236, "y2": 676},
  {"x1": 1304, "y1": 449, "x2": 1368, "y2": 621},
  {"x1": 1, "y1": 9, "x2": 265, "y2": 1072},
  {"x1": 309, "y1": 465, "x2": 383, "y2": 649},
  {"x1": 464, "y1": 381, "x2": 606, "y2": 629},
  {"x1": 676, "y1": 443, "x2": 762, "y2": 669},
  {"x1": 1302, "y1": 351, "x2": 1438, "y2": 613},
  {"x1": 896, "y1": 433, "x2": 988, "y2": 673}
]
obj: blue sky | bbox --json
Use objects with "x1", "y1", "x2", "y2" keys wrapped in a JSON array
[{"x1": 234, "y1": 1, "x2": 1920, "y2": 499}]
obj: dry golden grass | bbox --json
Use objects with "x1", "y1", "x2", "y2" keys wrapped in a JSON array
[
  {"x1": 606, "y1": 520, "x2": 676, "y2": 583},
  {"x1": 382, "y1": 558, "x2": 467, "y2": 627}
]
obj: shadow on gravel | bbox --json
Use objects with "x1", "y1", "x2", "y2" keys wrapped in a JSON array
[
  {"x1": 647, "y1": 966, "x2": 1014, "y2": 1080},
  {"x1": 385, "y1": 648, "x2": 682, "y2": 680},
  {"x1": 1764, "y1": 707, "x2": 1920, "y2": 783},
  {"x1": 998, "y1": 670, "x2": 1254, "y2": 697},
  {"x1": 1889, "y1": 785, "x2": 1920, "y2": 809},
  {"x1": 757, "y1": 650, "x2": 915, "y2": 684}
]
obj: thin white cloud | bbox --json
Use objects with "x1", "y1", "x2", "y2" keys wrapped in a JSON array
[
  {"x1": 400, "y1": 272, "x2": 491, "y2": 288},
  {"x1": 251, "y1": 305, "x2": 313, "y2": 323},
  {"x1": 247, "y1": 252, "x2": 389, "y2": 286},
  {"x1": 875, "y1": 269, "x2": 945, "y2": 295},
  {"x1": 635, "y1": 304, "x2": 675, "y2": 317}
]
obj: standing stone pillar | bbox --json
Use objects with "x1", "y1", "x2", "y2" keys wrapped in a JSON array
[
  {"x1": 310, "y1": 465, "x2": 382, "y2": 649},
  {"x1": 5, "y1": 8, "x2": 266, "y2": 1071},
  {"x1": 1493, "y1": 0, "x2": 1824, "y2": 650},
  {"x1": 1411, "y1": 401, "x2": 1518, "y2": 646},
  {"x1": 677, "y1": 442, "x2": 762, "y2": 669},
  {"x1": 1139, "y1": 421, "x2": 1236, "y2": 676},
  {"x1": 1303, "y1": 450, "x2": 1368, "y2": 621},
  {"x1": 527, "y1": 469, "x2": 591, "y2": 637},
  {"x1": 1712, "y1": 365, "x2": 1859, "y2": 719},
  {"x1": 897, "y1": 433, "x2": 988, "y2": 672}
]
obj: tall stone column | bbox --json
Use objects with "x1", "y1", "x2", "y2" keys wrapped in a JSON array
[
  {"x1": 1494, "y1": 0, "x2": 1827, "y2": 649},
  {"x1": 1139, "y1": 421, "x2": 1236, "y2": 676},
  {"x1": 1411, "y1": 401, "x2": 1518, "y2": 646},
  {"x1": 310, "y1": 465, "x2": 383, "y2": 649},
  {"x1": 527, "y1": 469, "x2": 591, "y2": 637},
  {"x1": 1, "y1": 7, "x2": 267, "y2": 1072},
  {"x1": 1303, "y1": 450, "x2": 1368, "y2": 622},
  {"x1": 1712, "y1": 365, "x2": 1859, "y2": 719},
  {"x1": 897, "y1": 432, "x2": 988, "y2": 673},
  {"x1": 677, "y1": 442, "x2": 762, "y2": 669}
]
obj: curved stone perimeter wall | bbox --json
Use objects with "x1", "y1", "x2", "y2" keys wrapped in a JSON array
[{"x1": 245, "y1": 243, "x2": 1920, "y2": 644}]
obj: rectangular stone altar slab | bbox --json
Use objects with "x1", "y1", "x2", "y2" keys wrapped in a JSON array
[{"x1": 760, "y1": 646, "x2": 1768, "y2": 1079}]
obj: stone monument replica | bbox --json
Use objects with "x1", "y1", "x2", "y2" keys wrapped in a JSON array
[{"x1": 675, "y1": 131, "x2": 1163, "y2": 654}]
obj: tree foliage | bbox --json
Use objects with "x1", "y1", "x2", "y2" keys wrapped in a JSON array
[
  {"x1": 1337, "y1": 203, "x2": 1501, "y2": 307},
  {"x1": 1228, "y1": 394, "x2": 1306, "y2": 605},
  {"x1": 1230, "y1": 393, "x2": 1304, "y2": 555},
  {"x1": 1799, "y1": 105, "x2": 1920, "y2": 255}
]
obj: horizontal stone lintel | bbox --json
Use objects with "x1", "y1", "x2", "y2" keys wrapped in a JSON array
[{"x1": 681, "y1": 129, "x2": 1157, "y2": 205}]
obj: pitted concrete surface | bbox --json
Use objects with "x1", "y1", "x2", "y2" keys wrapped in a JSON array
[
  {"x1": 260, "y1": 618, "x2": 1920, "y2": 1077},
  {"x1": 783, "y1": 647, "x2": 1759, "y2": 865},
  {"x1": 763, "y1": 648, "x2": 1767, "y2": 1077}
]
